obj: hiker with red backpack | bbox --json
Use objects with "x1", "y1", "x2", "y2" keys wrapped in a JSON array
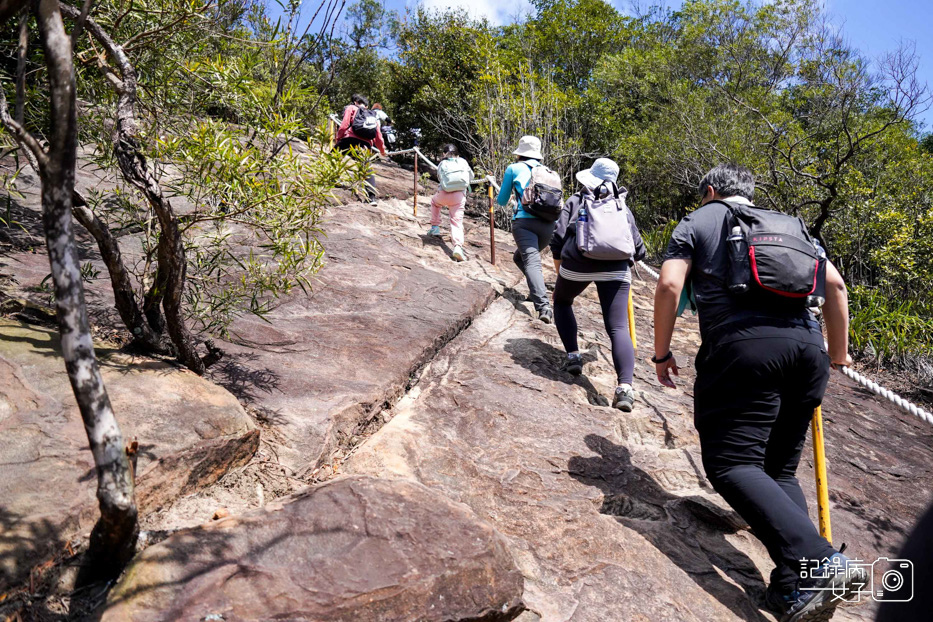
[
  {"x1": 550, "y1": 158, "x2": 646, "y2": 411},
  {"x1": 653, "y1": 163, "x2": 864, "y2": 622},
  {"x1": 429, "y1": 144, "x2": 474, "y2": 262},
  {"x1": 497, "y1": 135, "x2": 563, "y2": 323},
  {"x1": 335, "y1": 94, "x2": 387, "y2": 205}
]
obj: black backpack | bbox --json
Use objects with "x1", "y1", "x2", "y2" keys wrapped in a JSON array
[
  {"x1": 351, "y1": 106, "x2": 379, "y2": 140},
  {"x1": 718, "y1": 200, "x2": 826, "y2": 304}
]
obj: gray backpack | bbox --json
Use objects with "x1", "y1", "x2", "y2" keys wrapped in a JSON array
[{"x1": 575, "y1": 183, "x2": 635, "y2": 260}]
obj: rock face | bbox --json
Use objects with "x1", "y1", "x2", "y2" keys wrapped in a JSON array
[
  {"x1": 0, "y1": 319, "x2": 254, "y2": 590},
  {"x1": 344, "y1": 273, "x2": 933, "y2": 621},
  {"x1": 208, "y1": 189, "x2": 522, "y2": 473},
  {"x1": 101, "y1": 475, "x2": 526, "y2": 622}
]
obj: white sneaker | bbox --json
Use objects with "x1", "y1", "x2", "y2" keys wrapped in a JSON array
[{"x1": 452, "y1": 245, "x2": 465, "y2": 262}]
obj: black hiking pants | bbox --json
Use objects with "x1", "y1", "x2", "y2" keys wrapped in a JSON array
[
  {"x1": 336, "y1": 137, "x2": 377, "y2": 201},
  {"x1": 694, "y1": 320, "x2": 836, "y2": 591}
]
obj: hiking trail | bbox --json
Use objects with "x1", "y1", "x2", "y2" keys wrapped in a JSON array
[{"x1": 1, "y1": 158, "x2": 931, "y2": 621}]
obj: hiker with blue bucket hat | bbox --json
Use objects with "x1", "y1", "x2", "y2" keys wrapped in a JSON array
[{"x1": 550, "y1": 157, "x2": 646, "y2": 411}]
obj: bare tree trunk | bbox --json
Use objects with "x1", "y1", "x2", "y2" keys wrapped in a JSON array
[
  {"x1": 1, "y1": 0, "x2": 138, "y2": 579},
  {"x1": 9, "y1": 16, "x2": 164, "y2": 354},
  {"x1": 71, "y1": 199, "x2": 165, "y2": 351},
  {"x1": 62, "y1": 2, "x2": 205, "y2": 373},
  {"x1": 15, "y1": 8, "x2": 28, "y2": 124}
]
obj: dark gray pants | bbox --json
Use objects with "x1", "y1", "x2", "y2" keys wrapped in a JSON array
[{"x1": 512, "y1": 217, "x2": 555, "y2": 313}]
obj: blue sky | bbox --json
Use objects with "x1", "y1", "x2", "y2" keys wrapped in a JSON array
[{"x1": 275, "y1": 0, "x2": 933, "y2": 130}]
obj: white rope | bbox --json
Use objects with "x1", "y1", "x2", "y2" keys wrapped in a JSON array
[
  {"x1": 637, "y1": 260, "x2": 661, "y2": 281},
  {"x1": 386, "y1": 147, "x2": 418, "y2": 156},
  {"x1": 415, "y1": 148, "x2": 437, "y2": 171},
  {"x1": 635, "y1": 258, "x2": 933, "y2": 427},
  {"x1": 838, "y1": 365, "x2": 933, "y2": 426}
]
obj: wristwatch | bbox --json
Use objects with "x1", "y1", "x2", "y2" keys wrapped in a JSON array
[{"x1": 651, "y1": 351, "x2": 673, "y2": 364}]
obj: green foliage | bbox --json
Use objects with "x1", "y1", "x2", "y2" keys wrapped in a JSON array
[
  {"x1": 848, "y1": 287, "x2": 933, "y2": 362},
  {"x1": 1, "y1": 0, "x2": 368, "y2": 340},
  {"x1": 921, "y1": 133, "x2": 933, "y2": 155},
  {"x1": 156, "y1": 120, "x2": 366, "y2": 335},
  {"x1": 640, "y1": 220, "x2": 678, "y2": 263},
  {"x1": 367, "y1": 0, "x2": 933, "y2": 362}
]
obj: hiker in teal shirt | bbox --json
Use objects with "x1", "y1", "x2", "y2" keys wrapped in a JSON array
[
  {"x1": 497, "y1": 158, "x2": 539, "y2": 219},
  {"x1": 496, "y1": 136, "x2": 556, "y2": 323}
]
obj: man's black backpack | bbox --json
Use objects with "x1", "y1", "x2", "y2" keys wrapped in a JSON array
[
  {"x1": 718, "y1": 200, "x2": 826, "y2": 305},
  {"x1": 351, "y1": 106, "x2": 379, "y2": 140}
]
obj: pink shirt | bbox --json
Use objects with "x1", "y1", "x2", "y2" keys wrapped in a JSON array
[{"x1": 336, "y1": 105, "x2": 386, "y2": 155}]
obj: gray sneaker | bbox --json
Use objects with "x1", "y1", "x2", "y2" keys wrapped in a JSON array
[
  {"x1": 538, "y1": 307, "x2": 553, "y2": 324},
  {"x1": 612, "y1": 385, "x2": 635, "y2": 412},
  {"x1": 562, "y1": 353, "x2": 583, "y2": 376}
]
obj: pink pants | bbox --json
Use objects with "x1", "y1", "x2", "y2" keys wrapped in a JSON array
[{"x1": 430, "y1": 189, "x2": 466, "y2": 247}]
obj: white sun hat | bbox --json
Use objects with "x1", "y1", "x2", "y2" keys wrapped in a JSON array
[
  {"x1": 512, "y1": 135, "x2": 543, "y2": 160},
  {"x1": 575, "y1": 158, "x2": 620, "y2": 191}
]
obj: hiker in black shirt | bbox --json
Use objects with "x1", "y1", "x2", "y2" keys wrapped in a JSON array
[{"x1": 653, "y1": 163, "x2": 863, "y2": 622}]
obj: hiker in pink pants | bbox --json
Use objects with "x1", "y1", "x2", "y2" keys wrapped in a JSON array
[{"x1": 428, "y1": 144, "x2": 474, "y2": 262}]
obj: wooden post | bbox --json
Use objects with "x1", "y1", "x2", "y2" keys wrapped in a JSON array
[
  {"x1": 812, "y1": 405, "x2": 832, "y2": 543},
  {"x1": 488, "y1": 183, "x2": 496, "y2": 265},
  {"x1": 327, "y1": 117, "x2": 334, "y2": 151},
  {"x1": 413, "y1": 150, "x2": 418, "y2": 217}
]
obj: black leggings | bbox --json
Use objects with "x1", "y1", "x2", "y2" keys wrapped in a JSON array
[
  {"x1": 336, "y1": 137, "x2": 377, "y2": 200},
  {"x1": 553, "y1": 276, "x2": 634, "y2": 385}
]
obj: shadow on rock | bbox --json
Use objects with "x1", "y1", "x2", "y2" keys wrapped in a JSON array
[
  {"x1": 500, "y1": 287, "x2": 534, "y2": 318},
  {"x1": 210, "y1": 353, "x2": 282, "y2": 405},
  {"x1": 568, "y1": 434, "x2": 771, "y2": 622},
  {"x1": 504, "y1": 337, "x2": 609, "y2": 407},
  {"x1": 418, "y1": 232, "x2": 454, "y2": 261}
]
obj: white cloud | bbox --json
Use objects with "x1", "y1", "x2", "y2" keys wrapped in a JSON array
[{"x1": 411, "y1": 0, "x2": 533, "y2": 26}]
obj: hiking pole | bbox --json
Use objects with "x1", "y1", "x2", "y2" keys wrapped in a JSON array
[
  {"x1": 627, "y1": 287, "x2": 637, "y2": 349},
  {"x1": 811, "y1": 405, "x2": 833, "y2": 543},
  {"x1": 488, "y1": 182, "x2": 496, "y2": 265},
  {"x1": 413, "y1": 149, "x2": 418, "y2": 217}
]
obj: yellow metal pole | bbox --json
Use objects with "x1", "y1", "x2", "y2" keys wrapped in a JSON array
[
  {"x1": 488, "y1": 183, "x2": 496, "y2": 266},
  {"x1": 811, "y1": 405, "x2": 832, "y2": 544},
  {"x1": 627, "y1": 287, "x2": 637, "y2": 350}
]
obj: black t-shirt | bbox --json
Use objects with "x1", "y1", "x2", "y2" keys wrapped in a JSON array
[{"x1": 665, "y1": 200, "x2": 808, "y2": 339}]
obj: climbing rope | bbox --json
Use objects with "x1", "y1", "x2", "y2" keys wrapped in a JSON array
[
  {"x1": 838, "y1": 365, "x2": 933, "y2": 426},
  {"x1": 634, "y1": 259, "x2": 933, "y2": 427},
  {"x1": 637, "y1": 260, "x2": 661, "y2": 281}
]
